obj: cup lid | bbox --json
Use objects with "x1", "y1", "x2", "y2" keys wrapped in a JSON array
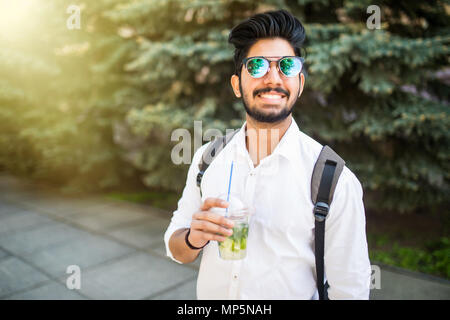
[
  {"x1": 213, "y1": 193, "x2": 252, "y2": 217},
  {"x1": 225, "y1": 194, "x2": 246, "y2": 212}
]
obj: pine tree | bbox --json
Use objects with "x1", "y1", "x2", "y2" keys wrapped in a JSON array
[
  {"x1": 0, "y1": 0, "x2": 137, "y2": 192},
  {"x1": 0, "y1": 0, "x2": 448, "y2": 218},
  {"x1": 297, "y1": 0, "x2": 450, "y2": 214}
]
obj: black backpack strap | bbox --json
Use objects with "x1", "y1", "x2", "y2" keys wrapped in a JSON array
[
  {"x1": 196, "y1": 129, "x2": 239, "y2": 192},
  {"x1": 311, "y1": 145, "x2": 345, "y2": 300}
]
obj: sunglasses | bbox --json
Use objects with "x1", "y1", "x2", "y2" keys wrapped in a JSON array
[{"x1": 242, "y1": 56, "x2": 304, "y2": 78}]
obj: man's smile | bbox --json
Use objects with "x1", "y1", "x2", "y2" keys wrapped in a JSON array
[
  {"x1": 255, "y1": 90, "x2": 288, "y2": 105},
  {"x1": 257, "y1": 94, "x2": 285, "y2": 105}
]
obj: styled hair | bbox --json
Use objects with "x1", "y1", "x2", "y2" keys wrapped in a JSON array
[{"x1": 228, "y1": 9, "x2": 306, "y2": 77}]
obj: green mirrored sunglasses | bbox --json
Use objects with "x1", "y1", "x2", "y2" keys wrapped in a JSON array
[{"x1": 242, "y1": 56, "x2": 304, "y2": 78}]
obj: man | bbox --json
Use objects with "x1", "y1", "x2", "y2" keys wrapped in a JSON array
[{"x1": 164, "y1": 9, "x2": 371, "y2": 299}]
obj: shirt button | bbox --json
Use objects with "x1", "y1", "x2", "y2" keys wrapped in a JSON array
[{"x1": 233, "y1": 275, "x2": 238, "y2": 280}]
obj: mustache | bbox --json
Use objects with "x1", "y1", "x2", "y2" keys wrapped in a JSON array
[{"x1": 253, "y1": 87, "x2": 289, "y2": 98}]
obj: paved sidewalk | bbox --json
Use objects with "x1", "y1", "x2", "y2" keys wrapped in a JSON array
[
  {"x1": 0, "y1": 174, "x2": 199, "y2": 300},
  {"x1": 0, "y1": 174, "x2": 449, "y2": 300}
]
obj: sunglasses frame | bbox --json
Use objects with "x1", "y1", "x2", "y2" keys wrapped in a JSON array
[{"x1": 242, "y1": 56, "x2": 304, "y2": 78}]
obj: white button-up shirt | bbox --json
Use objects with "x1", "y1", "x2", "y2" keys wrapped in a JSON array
[{"x1": 164, "y1": 118, "x2": 371, "y2": 300}]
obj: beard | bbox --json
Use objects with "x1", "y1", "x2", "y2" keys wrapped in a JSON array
[{"x1": 239, "y1": 82, "x2": 297, "y2": 124}]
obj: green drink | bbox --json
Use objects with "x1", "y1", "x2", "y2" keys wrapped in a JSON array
[
  {"x1": 219, "y1": 218, "x2": 249, "y2": 260},
  {"x1": 212, "y1": 193, "x2": 252, "y2": 261}
]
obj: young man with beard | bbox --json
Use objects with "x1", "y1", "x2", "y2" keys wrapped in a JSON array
[{"x1": 164, "y1": 9, "x2": 371, "y2": 300}]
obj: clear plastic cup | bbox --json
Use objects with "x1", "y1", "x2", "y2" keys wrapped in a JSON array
[{"x1": 212, "y1": 194, "x2": 252, "y2": 260}]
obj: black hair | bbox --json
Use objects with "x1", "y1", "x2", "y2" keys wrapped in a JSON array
[{"x1": 228, "y1": 9, "x2": 306, "y2": 77}]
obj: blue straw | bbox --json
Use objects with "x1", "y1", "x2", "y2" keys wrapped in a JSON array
[{"x1": 225, "y1": 161, "x2": 234, "y2": 216}]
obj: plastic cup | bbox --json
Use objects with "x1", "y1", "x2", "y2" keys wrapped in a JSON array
[
  {"x1": 212, "y1": 194, "x2": 252, "y2": 260},
  {"x1": 218, "y1": 209, "x2": 250, "y2": 260}
]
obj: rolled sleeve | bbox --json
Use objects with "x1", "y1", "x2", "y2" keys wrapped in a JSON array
[
  {"x1": 164, "y1": 143, "x2": 209, "y2": 264},
  {"x1": 324, "y1": 167, "x2": 372, "y2": 300}
]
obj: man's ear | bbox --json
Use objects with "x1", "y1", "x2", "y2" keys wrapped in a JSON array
[
  {"x1": 231, "y1": 74, "x2": 241, "y2": 98},
  {"x1": 298, "y1": 73, "x2": 305, "y2": 97}
]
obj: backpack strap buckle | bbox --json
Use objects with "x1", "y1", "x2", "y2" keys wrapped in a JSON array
[
  {"x1": 314, "y1": 201, "x2": 329, "y2": 222},
  {"x1": 196, "y1": 171, "x2": 205, "y2": 188}
]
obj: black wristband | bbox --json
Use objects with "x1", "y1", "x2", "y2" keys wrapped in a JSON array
[{"x1": 185, "y1": 228, "x2": 209, "y2": 250}]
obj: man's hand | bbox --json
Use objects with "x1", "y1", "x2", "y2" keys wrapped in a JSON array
[{"x1": 188, "y1": 197, "x2": 235, "y2": 248}]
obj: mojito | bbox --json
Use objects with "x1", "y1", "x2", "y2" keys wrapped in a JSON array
[{"x1": 218, "y1": 220, "x2": 249, "y2": 260}]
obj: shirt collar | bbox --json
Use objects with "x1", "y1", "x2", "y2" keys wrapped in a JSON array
[{"x1": 232, "y1": 117, "x2": 301, "y2": 164}]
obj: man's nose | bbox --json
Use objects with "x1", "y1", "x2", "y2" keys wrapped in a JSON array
[{"x1": 263, "y1": 61, "x2": 282, "y2": 85}]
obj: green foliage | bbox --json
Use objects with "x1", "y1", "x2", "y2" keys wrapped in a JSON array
[
  {"x1": 0, "y1": 0, "x2": 138, "y2": 193},
  {"x1": 370, "y1": 237, "x2": 450, "y2": 279},
  {"x1": 105, "y1": 190, "x2": 179, "y2": 211}
]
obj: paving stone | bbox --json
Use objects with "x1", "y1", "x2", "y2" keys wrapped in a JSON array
[
  {"x1": 0, "y1": 223, "x2": 88, "y2": 256},
  {"x1": 0, "y1": 209, "x2": 56, "y2": 235},
  {"x1": 370, "y1": 266, "x2": 450, "y2": 300},
  {"x1": 0, "y1": 257, "x2": 50, "y2": 298},
  {"x1": 0, "y1": 201, "x2": 29, "y2": 217},
  {"x1": 23, "y1": 233, "x2": 135, "y2": 278},
  {"x1": 148, "y1": 239, "x2": 166, "y2": 256},
  {"x1": 64, "y1": 205, "x2": 152, "y2": 231},
  {"x1": 150, "y1": 240, "x2": 202, "y2": 270},
  {"x1": 107, "y1": 217, "x2": 169, "y2": 249},
  {"x1": 0, "y1": 176, "x2": 34, "y2": 200},
  {"x1": 11, "y1": 194, "x2": 109, "y2": 217},
  {"x1": 6, "y1": 281, "x2": 87, "y2": 300},
  {"x1": 0, "y1": 188, "x2": 40, "y2": 204},
  {"x1": 25, "y1": 197, "x2": 114, "y2": 218},
  {"x1": 0, "y1": 247, "x2": 10, "y2": 260},
  {"x1": 151, "y1": 278, "x2": 197, "y2": 300},
  {"x1": 77, "y1": 252, "x2": 197, "y2": 300}
]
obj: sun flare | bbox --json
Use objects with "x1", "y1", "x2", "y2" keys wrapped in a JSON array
[{"x1": 0, "y1": 0, "x2": 39, "y2": 42}]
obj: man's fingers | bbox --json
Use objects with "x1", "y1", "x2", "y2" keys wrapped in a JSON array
[
  {"x1": 191, "y1": 219, "x2": 233, "y2": 237},
  {"x1": 192, "y1": 211, "x2": 234, "y2": 228},
  {"x1": 200, "y1": 197, "x2": 229, "y2": 211}
]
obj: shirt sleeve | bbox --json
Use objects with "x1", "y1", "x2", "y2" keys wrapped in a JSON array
[
  {"x1": 324, "y1": 167, "x2": 372, "y2": 299},
  {"x1": 163, "y1": 143, "x2": 209, "y2": 264}
]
